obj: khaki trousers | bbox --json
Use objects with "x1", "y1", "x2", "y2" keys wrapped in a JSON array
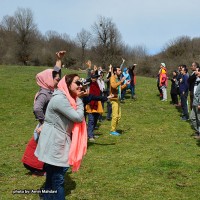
[{"x1": 110, "y1": 100, "x2": 121, "y2": 132}]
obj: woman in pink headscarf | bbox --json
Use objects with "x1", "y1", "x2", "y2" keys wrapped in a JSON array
[
  {"x1": 22, "y1": 51, "x2": 65, "y2": 176},
  {"x1": 35, "y1": 74, "x2": 87, "y2": 200}
]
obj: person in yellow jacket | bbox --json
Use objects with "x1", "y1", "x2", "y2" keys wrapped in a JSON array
[{"x1": 109, "y1": 66, "x2": 130, "y2": 136}]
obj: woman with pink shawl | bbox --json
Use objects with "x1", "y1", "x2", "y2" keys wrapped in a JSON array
[
  {"x1": 22, "y1": 67, "x2": 61, "y2": 175},
  {"x1": 35, "y1": 74, "x2": 87, "y2": 200},
  {"x1": 22, "y1": 51, "x2": 65, "y2": 176}
]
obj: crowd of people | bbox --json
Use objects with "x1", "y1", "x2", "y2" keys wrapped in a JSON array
[
  {"x1": 21, "y1": 52, "x2": 137, "y2": 199},
  {"x1": 21, "y1": 51, "x2": 200, "y2": 199},
  {"x1": 157, "y1": 62, "x2": 200, "y2": 139}
]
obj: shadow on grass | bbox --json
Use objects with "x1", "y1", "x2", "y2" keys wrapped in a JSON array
[
  {"x1": 64, "y1": 172, "x2": 76, "y2": 196},
  {"x1": 38, "y1": 172, "x2": 76, "y2": 198},
  {"x1": 196, "y1": 139, "x2": 200, "y2": 147},
  {"x1": 175, "y1": 104, "x2": 182, "y2": 114},
  {"x1": 87, "y1": 142, "x2": 116, "y2": 148}
]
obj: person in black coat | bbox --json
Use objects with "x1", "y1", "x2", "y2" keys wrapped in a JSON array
[{"x1": 170, "y1": 70, "x2": 179, "y2": 105}]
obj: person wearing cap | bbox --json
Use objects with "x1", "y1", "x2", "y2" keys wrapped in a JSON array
[
  {"x1": 109, "y1": 66, "x2": 130, "y2": 136},
  {"x1": 22, "y1": 51, "x2": 66, "y2": 176},
  {"x1": 159, "y1": 63, "x2": 168, "y2": 101}
]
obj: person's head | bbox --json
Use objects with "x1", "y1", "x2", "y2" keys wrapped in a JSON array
[
  {"x1": 178, "y1": 65, "x2": 182, "y2": 72},
  {"x1": 173, "y1": 70, "x2": 178, "y2": 77},
  {"x1": 196, "y1": 67, "x2": 200, "y2": 77},
  {"x1": 160, "y1": 63, "x2": 166, "y2": 68},
  {"x1": 86, "y1": 60, "x2": 91, "y2": 68},
  {"x1": 191, "y1": 62, "x2": 199, "y2": 71},
  {"x1": 195, "y1": 67, "x2": 200, "y2": 76},
  {"x1": 65, "y1": 74, "x2": 83, "y2": 98},
  {"x1": 113, "y1": 67, "x2": 122, "y2": 77},
  {"x1": 99, "y1": 71, "x2": 104, "y2": 79},
  {"x1": 181, "y1": 65, "x2": 188, "y2": 75},
  {"x1": 52, "y1": 67, "x2": 61, "y2": 88},
  {"x1": 90, "y1": 74, "x2": 100, "y2": 82}
]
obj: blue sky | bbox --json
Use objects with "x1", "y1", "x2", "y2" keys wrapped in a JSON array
[{"x1": 1, "y1": 0, "x2": 200, "y2": 55}]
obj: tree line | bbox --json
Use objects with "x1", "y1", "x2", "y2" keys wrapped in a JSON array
[{"x1": 1, "y1": 7, "x2": 200, "y2": 77}]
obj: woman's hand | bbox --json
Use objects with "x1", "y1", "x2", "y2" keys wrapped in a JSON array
[
  {"x1": 36, "y1": 124, "x2": 43, "y2": 134},
  {"x1": 56, "y1": 51, "x2": 66, "y2": 60}
]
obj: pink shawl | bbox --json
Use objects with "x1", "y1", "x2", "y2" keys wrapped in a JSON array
[
  {"x1": 36, "y1": 69, "x2": 54, "y2": 91},
  {"x1": 57, "y1": 76, "x2": 87, "y2": 172},
  {"x1": 34, "y1": 69, "x2": 54, "y2": 103}
]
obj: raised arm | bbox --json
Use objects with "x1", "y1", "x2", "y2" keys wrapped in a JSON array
[
  {"x1": 120, "y1": 58, "x2": 125, "y2": 69},
  {"x1": 55, "y1": 51, "x2": 66, "y2": 68}
]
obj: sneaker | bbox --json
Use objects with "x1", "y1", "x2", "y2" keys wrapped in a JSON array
[
  {"x1": 181, "y1": 117, "x2": 189, "y2": 121},
  {"x1": 106, "y1": 118, "x2": 111, "y2": 121},
  {"x1": 88, "y1": 137, "x2": 95, "y2": 141},
  {"x1": 110, "y1": 131, "x2": 120, "y2": 136},
  {"x1": 94, "y1": 135, "x2": 99, "y2": 138},
  {"x1": 194, "y1": 135, "x2": 200, "y2": 140},
  {"x1": 161, "y1": 99, "x2": 167, "y2": 101}
]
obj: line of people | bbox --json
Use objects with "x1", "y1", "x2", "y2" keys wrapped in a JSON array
[{"x1": 157, "y1": 62, "x2": 200, "y2": 139}]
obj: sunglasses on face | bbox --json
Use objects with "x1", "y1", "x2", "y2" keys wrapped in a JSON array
[{"x1": 75, "y1": 80, "x2": 83, "y2": 86}]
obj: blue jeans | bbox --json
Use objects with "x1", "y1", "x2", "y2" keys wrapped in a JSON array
[
  {"x1": 87, "y1": 113, "x2": 99, "y2": 138},
  {"x1": 130, "y1": 85, "x2": 135, "y2": 98},
  {"x1": 121, "y1": 88, "x2": 126, "y2": 100},
  {"x1": 43, "y1": 164, "x2": 69, "y2": 200}
]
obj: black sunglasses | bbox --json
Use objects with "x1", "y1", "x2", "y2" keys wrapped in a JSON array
[{"x1": 75, "y1": 80, "x2": 83, "y2": 86}]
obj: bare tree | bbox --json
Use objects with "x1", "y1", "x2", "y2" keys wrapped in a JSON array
[
  {"x1": 14, "y1": 8, "x2": 38, "y2": 65},
  {"x1": 76, "y1": 28, "x2": 92, "y2": 67},
  {"x1": 0, "y1": 15, "x2": 17, "y2": 64},
  {"x1": 92, "y1": 16, "x2": 122, "y2": 67}
]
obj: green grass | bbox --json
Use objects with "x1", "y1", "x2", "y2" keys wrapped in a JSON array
[{"x1": 0, "y1": 65, "x2": 200, "y2": 200}]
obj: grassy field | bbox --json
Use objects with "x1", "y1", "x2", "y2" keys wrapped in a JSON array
[{"x1": 0, "y1": 65, "x2": 200, "y2": 200}]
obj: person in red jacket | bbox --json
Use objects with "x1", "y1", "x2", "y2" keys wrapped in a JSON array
[{"x1": 159, "y1": 63, "x2": 168, "y2": 101}]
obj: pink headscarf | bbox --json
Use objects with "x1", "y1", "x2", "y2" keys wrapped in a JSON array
[
  {"x1": 36, "y1": 69, "x2": 54, "y2": 91},
  {"x1": 57, "y1": 76, "x2": 87, "y2": 172}
]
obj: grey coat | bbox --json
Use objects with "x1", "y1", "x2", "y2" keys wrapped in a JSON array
[
  {"x1": 193, "y1": 83, "x2": 200, "y2": 106},
  {"x1": 33, "y1": 88, "x2": 53, "y2": 123},
  {"x1": 35, "y1": 89, "x2": 84, "y2": 167}
]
